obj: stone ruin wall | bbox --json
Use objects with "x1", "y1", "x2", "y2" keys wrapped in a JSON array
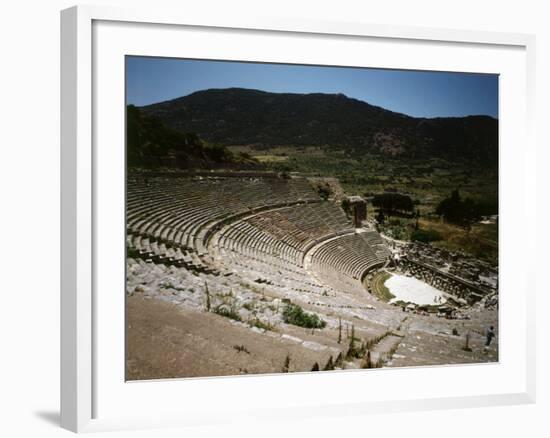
[{"x1": 399, "y1": 257, "x2": 490, "y2": 305}]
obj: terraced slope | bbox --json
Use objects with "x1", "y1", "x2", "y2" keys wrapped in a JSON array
[{"x1": 126, "y1": 173, "x2": 498, "y2": 379}]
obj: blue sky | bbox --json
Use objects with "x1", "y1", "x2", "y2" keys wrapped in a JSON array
[{"x1": 126, "y1": 56, "x2": 498, "y2": 119}]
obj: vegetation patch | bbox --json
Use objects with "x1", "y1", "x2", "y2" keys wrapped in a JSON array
[
  {"x1": 282, "y1": 303, "x2": 326, "y2": 329},
  {"x1": 248, "y1": 318, "x2": 275, "y2": 332},
  {"x1": 420, "y1": 218, "x2": 498, "y2": 263},
  {"x1": 126, "y1": 105, "x2": 259, "y2": 169},
  {"x1": 436, "y1": 190, "x2": 497, "y2": 227},
  {"x1": 372, "y1": 193, "x2": 414, "y2": 216},
  {"x1": 233, "y1": 344, "x2": 250, "y2": 354},
  {"x1": 213, "y1": 305, "x2": 242, "y2": 322},
  {"x1": 411, "y1": 228, "x2": 442, "y2": 243}
]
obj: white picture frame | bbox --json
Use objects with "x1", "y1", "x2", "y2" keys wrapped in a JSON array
[{"x1": 60, "y1": 4, "x2": 537, "y2": 433}]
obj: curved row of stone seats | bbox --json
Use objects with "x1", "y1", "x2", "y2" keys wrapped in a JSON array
[
  {"x1": 244, "y1": 202, "x2": 352, "y2": 254},
  {"x1": 359, "y1": 230, "x2": 385, "y2": 246},
  {"x1": 211, "y1": 201, "x2": 352, "y2": 274},
  {"x1": 127, "y1": 174, "x2": 390, "y2": 300},
  {"x1": 126, "y1": 233, "x2": 217, "y2": 274},
  {"x1": 127, "y1": 177, "x2": 316, "y2": 216},
  {"x1": 315, "y1": 268, "x2": 367, "y2": 296},
  {"x1": 359, "y1": 230, "x2": 392, "y2": 263},
  {"x1": 211, "y1": 219, "x2": 334, "y2": 297},
  {"x1": 215, "y1": 220, "x2": 303, "y2": 270},
  {"x1": 311, "y1": 236, "x2": 375, "y2": 278},
  {"x1": 210, "y1": 201, "x2": 372, "y2": 296},
  {"x1": 217, "y1": 244, "x2": 334, "y2": 298},
  {"x1": 309, "y1": 233, "x2": 384, "y2": 285},
  {"x1": 127, "y1": 176, "x2": 319, "y2": 211},
  {"x1": 126, "y1": 175, "x2": 320, "y2": 255}
]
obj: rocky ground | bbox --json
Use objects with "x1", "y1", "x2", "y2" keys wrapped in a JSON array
[{"x1": 126, "y1": 257, "x2": 498, "y2": 380}]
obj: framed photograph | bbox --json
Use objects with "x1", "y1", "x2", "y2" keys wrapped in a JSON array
[{"x1": 61, "y1": 5, "x2": 536, "y2": 433}]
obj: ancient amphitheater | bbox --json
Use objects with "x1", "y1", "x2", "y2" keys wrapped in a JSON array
[{"x1": 126, "y1": 172, "x2": 498, "y2": 379}]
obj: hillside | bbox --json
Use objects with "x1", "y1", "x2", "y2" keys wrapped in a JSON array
[
  {"x1": 126, "y1": 105, "x2": 258, "y2": 169},
  {"x1": 140, "y1": 88, "x2": 498, "y2": 165}
]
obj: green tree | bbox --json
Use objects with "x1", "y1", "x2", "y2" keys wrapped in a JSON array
[
  {"x1": 411, "y1": 228, "x2": 442, "y2": 243},
  {"x1": 376, "y1": 209, "x2": 385, "y2": 225},
  {"x1": 372, "y1": 193, "x2": 414, "y2": 216},
  {"x1": 125, "y1": 104, "x2": 246, "y2": 169},
  {"x1": 435, "y1": 189, "x2": 486, "y2": 227}
]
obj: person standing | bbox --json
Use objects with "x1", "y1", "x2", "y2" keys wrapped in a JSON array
[{"x1": 484, "y1": 326, "x2": 495, "y2": 351}]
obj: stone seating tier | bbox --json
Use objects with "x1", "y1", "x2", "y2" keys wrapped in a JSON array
[{"x1": 127, "y1": 175, "x2": 389, "y2": 296}]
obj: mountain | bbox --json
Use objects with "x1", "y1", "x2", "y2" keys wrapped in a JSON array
[
  {"x1": 140, "y1": 88, "x2": 498, "y2": 165},
  {"x1": 126, "y1": 105, "x2": 258, "y2": 169}
]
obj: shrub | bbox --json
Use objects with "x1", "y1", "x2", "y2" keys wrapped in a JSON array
[
  {"x1": 249, "y1": 318, "x2": 274, "y2": 331},
  {"x1": 341, "y1": 198, "x2": 351, "y2": 215},
  {"x1": 323, "y1": 356, "x2": 334, "y2": 371},
  {"x1": 233, "y1": 344, "x2": 250, "y2": 354},
  {"x1": 346, "y1": 325, "x2": 364, "y2": 359},
  {"x1": 205, "y1": 144, "x2": 233, "y2": 163},
  {"x1": 435, "y1": 189, "x2": 488, "y2": 226},
  {"x1": 282, "y1": 354, "x2": 291, "y2": 373},
  {"x1": 334, "y1": 352, "x2": 344, "y2": 368},
  {"x1": 282, "y1": 303, "x2": 326, "y2": 329},
  {"x1": 316, "y1": 184, "x2": 331, "y2": 200},
  {"x1": 411, "y1": 228, "x2": 442, "y2": 243},
  {"x1": 213, "y1": 305, "x2": 241, "y2": 321},
  {"x1": 373, "y1": 193, "x2": 414, "y2": 214},
  {"x1": 389, "y1": 218, "x2": 402, "y2": 226}
]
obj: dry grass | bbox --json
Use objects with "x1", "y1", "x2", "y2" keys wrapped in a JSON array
[{"x1": 418, "y1": 218, "x2": 498, "y2": 263}]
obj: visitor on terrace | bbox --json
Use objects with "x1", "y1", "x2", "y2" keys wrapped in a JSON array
[{"x1": 484, "y1": 326, "x2": 495, "y2": 351}]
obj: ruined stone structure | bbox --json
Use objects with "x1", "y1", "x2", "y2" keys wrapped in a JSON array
[
  {"x1": 399, "y1": 257, "x2": 491, "y2": 305},
  {"x1": 126, "y1": 171, "x2": 496, "y2": 309},
  {"x1": 126, "y1": 173, "x2": 390, "y2": 297},
  {"x1": 347, "y1": 195, "x2": 367, "y2": 228},
  {"x1": 125, "y1": 171, "x2": 500, "y2": 377}
]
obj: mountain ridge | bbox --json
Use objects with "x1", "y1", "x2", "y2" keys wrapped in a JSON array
[{"x1": 139, "y1": 87, "x2": 498, "y2": 164}]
